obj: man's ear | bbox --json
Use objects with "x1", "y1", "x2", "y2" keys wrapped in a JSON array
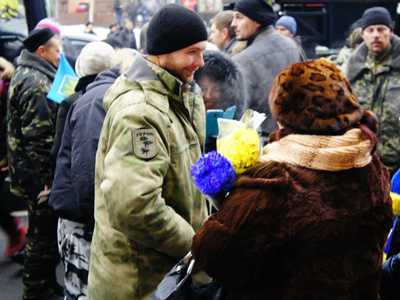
[
  {"x1": 222, "y1": 27, "x2": 229, "y2": 41},
  {"x1": 35, "y1": 45, "x2": 46, "y2": 57},
  {"x1": 361, "y1": 29, "x2": 367, "y2": 41}
]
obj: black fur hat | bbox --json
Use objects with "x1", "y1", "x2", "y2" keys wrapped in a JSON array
[{"x1": 195, "y1": 51, "x2": 246, "y2": 117}]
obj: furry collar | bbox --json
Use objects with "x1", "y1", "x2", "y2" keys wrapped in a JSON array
[
  {"x1": 260, "y1": 128, "x2": 373, "y2": 171},
  {"x1": 347, "y1": 35, "x2": 400, "y2": 82}
]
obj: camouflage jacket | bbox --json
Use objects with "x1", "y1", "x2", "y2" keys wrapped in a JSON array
[
  {"x1": 88, "y1": 55, "x2": 209, "y2": 300},
  {"x1": 7, "y1": 50, "x2": 57, "y2": 199},
  {"x1": 346, "y1": 36, "x2": 400, "y2": 173}
]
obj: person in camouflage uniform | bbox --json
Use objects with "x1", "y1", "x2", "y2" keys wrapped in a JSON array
[
  {"x1": 330, "y1": 23, "x2": 363, "y2": 71},
  {"x1": 346, "y1": 7, "x2": 400, "y2": 174},
  {"x1": 88, "y1": 5, "x2": 209, "y2": 300},
  {"x1": 1, "y1": 56, "x2": 28, "y2": 261},
  {"x1": 7, "y1": 28, "x2": 62, "y2": 300}
]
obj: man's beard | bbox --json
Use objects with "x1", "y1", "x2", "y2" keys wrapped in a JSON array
[{"x1": 165, "y1": 67, "x2": 192, "y2": 83}]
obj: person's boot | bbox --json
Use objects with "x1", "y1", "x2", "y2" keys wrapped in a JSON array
[{"x1": 4, "y1": 217, "x2": 27, "y2": 257}]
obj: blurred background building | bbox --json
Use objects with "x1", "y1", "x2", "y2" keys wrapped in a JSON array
[{"x1": 52, "y1": 0, "x2": 223, "y2": 26}]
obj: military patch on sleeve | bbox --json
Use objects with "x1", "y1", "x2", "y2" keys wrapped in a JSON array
[{"x1": 132, "y1": 128, "x2": 159, "y2": 160}]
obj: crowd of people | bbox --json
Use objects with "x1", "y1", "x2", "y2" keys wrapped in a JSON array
[{"x1": 0, "y1": 0, "x2": 400, "y2": 299}]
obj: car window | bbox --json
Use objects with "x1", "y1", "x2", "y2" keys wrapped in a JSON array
[
  {"x1": 0, "y1": 0, "x2": 28, "y2": 34},
  {"x1": 63, "y1": 37, "x2": 98, "y2": 67},
  {"x1": 0, "y1": 0, "x2": 28, "y2": 61}
]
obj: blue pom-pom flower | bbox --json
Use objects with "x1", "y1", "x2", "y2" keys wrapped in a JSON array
[
  {"x1": 191, "y1": 151, "x2": 236, "y2": 198},
  {"x1": 391, "y1": 169, "x2": 400, "y2": 194}
]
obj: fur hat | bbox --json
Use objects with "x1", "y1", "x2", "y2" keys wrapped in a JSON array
[
  {"x1": 269, "y1": 59, "x2": 364, "y2": 134},
  {"x1": 194, "y1": 50, "x2": 246, "y2": 113}
]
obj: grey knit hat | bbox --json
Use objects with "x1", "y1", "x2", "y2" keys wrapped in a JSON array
[{"x1": 75, "y1": 41, "x2": 116, "y2": 78}]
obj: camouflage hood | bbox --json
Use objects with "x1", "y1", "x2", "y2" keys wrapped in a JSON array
[
  {"x1": 17, "y1": 49, "x2": 57, "y2": 81},
  {"x1": 104, "y1": 54, "x2": 192, "y2": 113},
  {"x1": 345, "y1": 34, "x2": 400, "y2": 173},
  {"x1": 347, "y1": 35, "x2": 400, "y2": 82}
]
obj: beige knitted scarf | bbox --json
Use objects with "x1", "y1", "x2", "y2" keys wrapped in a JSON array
[{"x1": 260, "y1": 128, "x2": 373, "y2": 171}]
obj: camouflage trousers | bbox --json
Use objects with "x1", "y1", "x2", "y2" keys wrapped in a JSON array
[
  {"x1": 0, "y1": 172, "x2": 15, "y2": 235},
  {"x1": 23, "y1": 194, "x2": 59, "y2": 300},
  {"x1": 58, "y1": 219, "x2": 92, "y2": 300}
]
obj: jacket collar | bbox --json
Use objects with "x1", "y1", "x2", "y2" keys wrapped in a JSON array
[
  {"x1": 126, "y1": 54, "x2": 183, "y2": 96},
  {"x1": 125, "y1": 54, "x2": 200, "y2": 108},
  {"x1": 223, "y1": 38, "x2": 236, "y2": 53},
  {"x1": 17, "y1": 49, "x2": 57, "y2": 80},
  {"x1": 347, "y1": 35, "x2": 400, "y2": 81},
  {"x1": 247, "y1": 26, "x2": 273, "y2": 46},
  {"x1": 75, "y1": 74, "x2": 97, "y2": 93}
]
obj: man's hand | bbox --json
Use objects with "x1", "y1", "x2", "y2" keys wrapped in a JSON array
[
  {"x1": 37, "y1": 185, "x2": 51, "y2": 205},
  {"x1": 0, "y1": 57, "x2": 15, "y2": 80}
]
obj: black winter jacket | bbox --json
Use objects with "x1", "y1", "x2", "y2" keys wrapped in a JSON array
[
  {"x1": 50, "y1": 74, "x2": 97, "y2": 169},
  {"x1": 49, "y1": 68, "x2": 119, "y2": 226}
]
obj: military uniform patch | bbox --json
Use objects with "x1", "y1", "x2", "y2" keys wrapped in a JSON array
[{"x1": 132, "y1": 128, "x2": 159, "y2": 160}]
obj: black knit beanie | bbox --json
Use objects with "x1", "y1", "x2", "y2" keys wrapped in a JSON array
[
  {"x1": 361, "y1": 7, "x2": 393, "y2": 30},
  {"x1": 235, "y1": 0, "x2": 276, "y2": 27},
  {"x1": 146, "y1": 4, "x2": 208, "y2": 55},
  {"x1": 23, "y1": 28, "x2": 55, "y2": 52}
]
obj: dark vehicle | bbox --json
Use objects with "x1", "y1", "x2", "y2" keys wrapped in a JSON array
[
  {"x1": 275, "y1": 0, "x2": 400, "y2": 57},
  {"x1": 60, "y1": 31, "x2": 100, "y2": 66},
  {"x1": 0, "y1": 16, "x2": 27, "y2": 63}
]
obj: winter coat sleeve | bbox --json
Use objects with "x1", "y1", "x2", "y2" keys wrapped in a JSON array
[
  {"x1": 100, "y1": 102, "x2": 195, "y2": 259},
  {"x1": 70, "y1": 97, "x2": 105, "y2": 226},
  {"x1": 49, "y1": 105, "x2": 77, "y2": 219},
  {"x1": 192, "y1": 166, "x2": 290, "y2": 286},
  {"x1": 50, "y1": 95, "x2": 104, "y2": 225},
  {"x1": 50, "y1": 93, "x2": 79, "y2": 169},
  {"x1": 19, "y1": 87, "x2": 56, "y2": 191}
]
